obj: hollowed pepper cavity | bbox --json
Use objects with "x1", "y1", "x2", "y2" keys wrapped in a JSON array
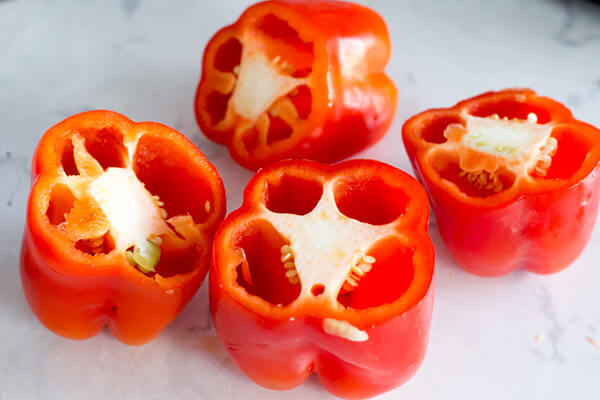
[
  {"x1": 210, "y1": 160, "x2": 434, "y2": 399},
  {"x1": 21, "y1": 110, "x2": 226, "y2": 344},
  {"x1": 195, "y1": 0, "x2": 398, "y2": 170},
  {"x1": 403, "y1": 89, "x2": 600, "y2": 276}
]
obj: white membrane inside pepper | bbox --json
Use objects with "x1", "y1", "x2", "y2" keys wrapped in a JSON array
[
  {"x1": 460, "y1": 115, "x2": 553, "y2": 172},
  {"x1": 230, "y1": 43, "x2": 306, "y2": 121},
  {"x1": 263, "y1": 182, "x2": 399, "y2": 341},
  {"x1": 89, "y1": 168, "x2": 169, "y2": 252},
  {"x1": 323, "y1": 318, "x2": 368, "y2": 342}
]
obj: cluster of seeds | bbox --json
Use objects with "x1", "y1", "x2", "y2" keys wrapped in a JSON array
[
  {"x1": 458, "y1": 169, "x2": 503, "y2": 193},
  {"x1": 148, "y1": 234, "x2": 162, "y2": 247},
  {"x1": 527, "y1": 113, "x2": 538, "y2": 124},
  {"x1": 153, "y1": 195, "x2": 168, "y2": 219},
  {"x1": 272, "y1": 55, "x2": 294, "y2": 75},
  {"x1": 342, "y1": 255, "x2": 376, "y2": 292},
  {"x1": 532, "y1": 137, "x2": 558, "y2": 177},
  {"x1": 458, "y1": 111, "x2": 557, "y2": 191},
  {"x1": 280, "y1": 244, "x2": 299, "y2": 285},
  {"x1": 87, "y1": 236, "x2": 105, "y2": 255},
  {"x1": 489, "y1": 112, "x2": 538, "y2": 123}
]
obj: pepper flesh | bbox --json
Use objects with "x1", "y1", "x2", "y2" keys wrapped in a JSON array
[
  {"x1": 210, "y1": 160, "x2": 434, "y2": 399},
  {"x1": 195, "y1": 0, "x2": 397, "y2": 170},
  {"x1": 403, "y1": 89, "x2": 600, "y2": 276},
  {"x1": 21, "y1": 111, "x2": 226, "y2": 344}
]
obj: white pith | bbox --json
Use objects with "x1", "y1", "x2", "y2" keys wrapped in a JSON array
[
  {"x1": 445, "y1": 114, "x2": 554, "y2": 177},
  {"x1": 323, "y1": 318, "x2": 368, "y2": 342},
  {"x1": 259, "y1": 181, "x2": 400, "y2": 341},
  {"x1": 57, "y1": 133, "x2": 198, "y2": 257},
  {"x1": 230, "y1": 43, "x2": 307, "y2": 121},
  {"x1": 88, "y1": 168, "x2": 169, "y2": 252}
]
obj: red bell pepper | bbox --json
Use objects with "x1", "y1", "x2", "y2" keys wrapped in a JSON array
[
  {"x1": 195, "y1": 0, "x2": 397, "y2": 170},
  {"x1": 21, "y1": 111, "x2": 226, "y2": 345},
  {"x1": 210, "y1": 160, "x2": 434, "y2": 399},
  {"x1": 403, "y1": 89, "x2": 600, "y2": 276}
]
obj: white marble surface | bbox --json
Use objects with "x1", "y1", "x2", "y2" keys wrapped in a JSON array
[{"x1": 1, "y1": 0, "x2": 600, "y2": 399}]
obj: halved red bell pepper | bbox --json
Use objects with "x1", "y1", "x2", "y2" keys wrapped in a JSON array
[
  {"x1": 403, "y1": 89, "x2": 600, "y2": 276},
  {"x1": 210, "y1": 159, "x2": 434, "y2": 399},
  {"x1": 21, "y1": 110, "x2": 226, "y2": 345},
  {"x1": 195, "y1": 0, "x2": 397, "y2": 170}
]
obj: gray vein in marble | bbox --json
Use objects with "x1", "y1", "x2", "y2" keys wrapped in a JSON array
[
  {"x1": 120, "y1": 0, "x2": 140, "y2": 18},
  {"x1": 554, "y1": 0, "x2": 600, "y2": 47},
  {"x1": 537, "y1": 286, "x2": 567, "y2": 364}
]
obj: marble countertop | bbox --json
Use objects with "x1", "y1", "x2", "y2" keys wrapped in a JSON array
[{"x1": 1, "y1": 0, "x2": 600, "y2": 399}]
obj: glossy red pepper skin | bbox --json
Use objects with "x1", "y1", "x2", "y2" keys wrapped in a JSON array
[
  {"x1": 210, "y1": 160, "x2": 434, "y2": 399},
  {"x1": 403, "y1": 89, "x2": 600, "y2": 276},
  {"x1": 195, "y1": 0, "x2": 397, "y2": 170},
  {"x1": 21, "y1": 111, "x2": 226, "y2": 345}
]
